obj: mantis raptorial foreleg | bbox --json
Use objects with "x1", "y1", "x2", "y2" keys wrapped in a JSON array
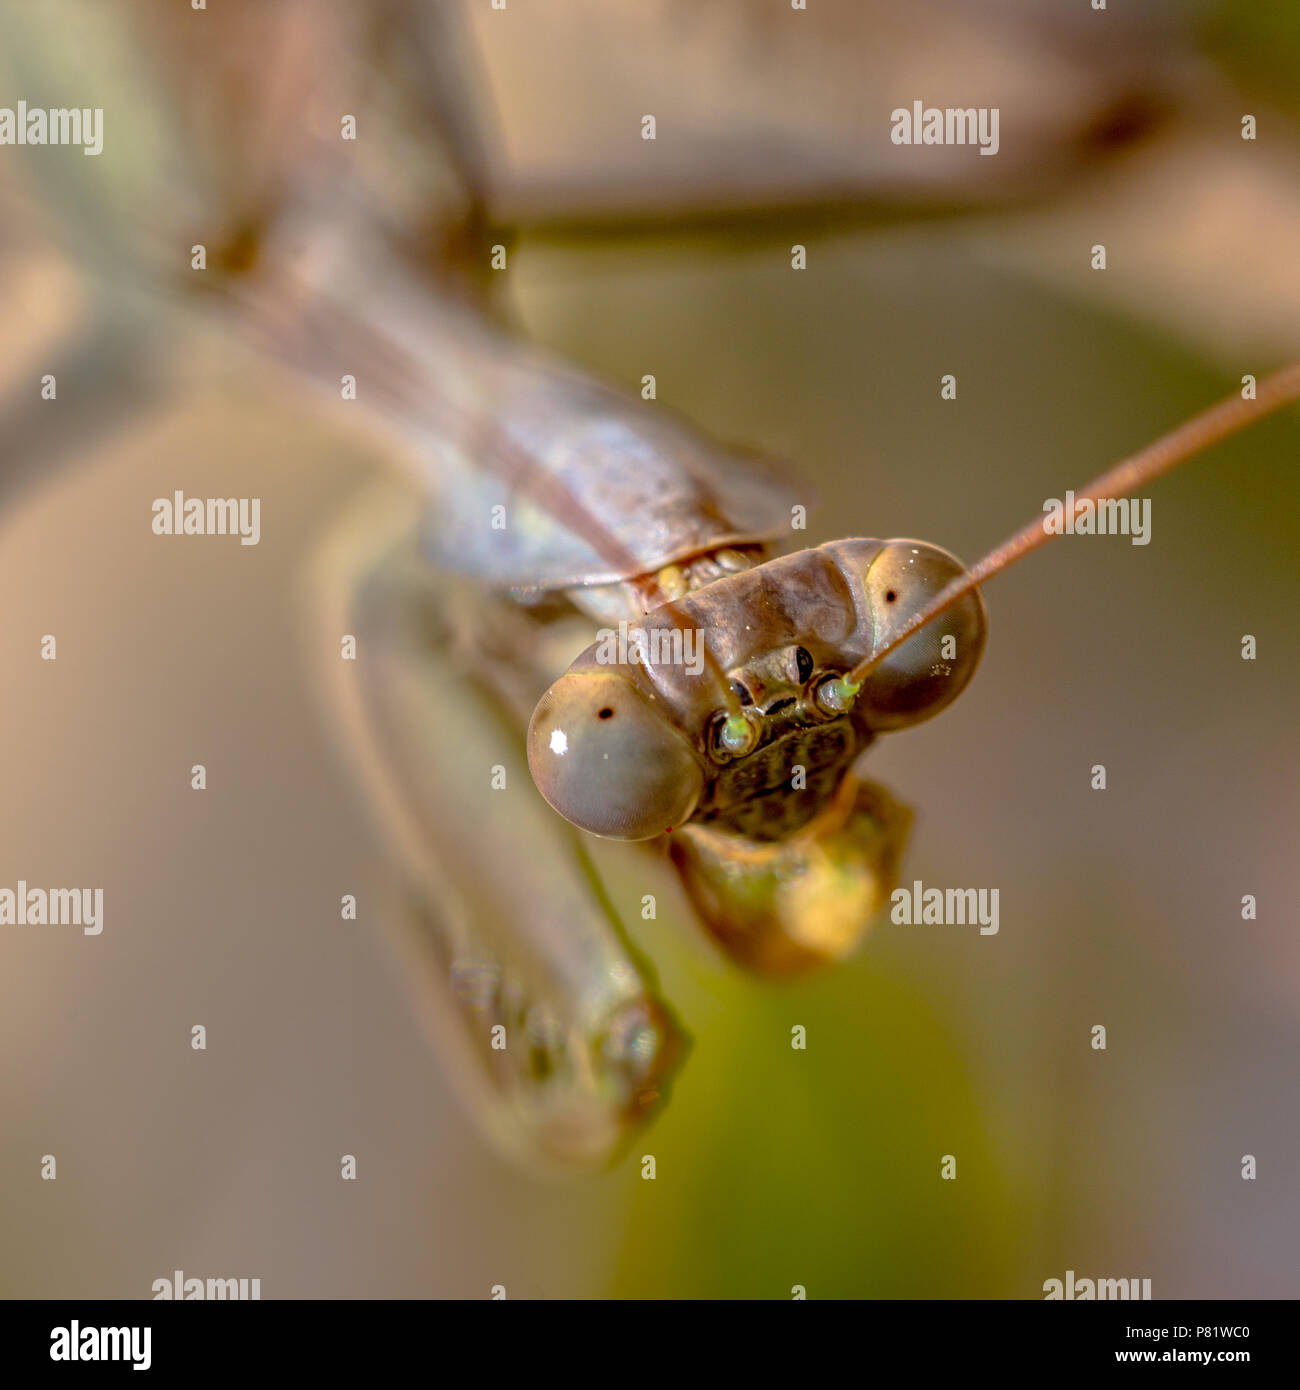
[{"x1": 305, "y1": 486, "x2": 687, "y2": 1169}]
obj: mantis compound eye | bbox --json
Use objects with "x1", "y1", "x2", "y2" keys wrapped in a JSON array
[
  {"x1": 528, "y1": 670, "x2": 705, "y2": 840},
  {"x1": 854, "y1": 540, "x2": 988, "y2": 730}
]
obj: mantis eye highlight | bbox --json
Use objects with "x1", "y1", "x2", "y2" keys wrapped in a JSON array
[
  {"x1": 856, "y1": 540, "x2": 987, "y2": 730},
  {"x1": 528, "y1": 670, "x2": 704, "y2": 840}
]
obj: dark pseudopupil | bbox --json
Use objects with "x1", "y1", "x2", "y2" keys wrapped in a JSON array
[
  {"x1": 885, "y1": 590, "x2": 897, "y2": 603},
  {"x1": 598, "y1": 707, "x2": 614, "y2": 720}
]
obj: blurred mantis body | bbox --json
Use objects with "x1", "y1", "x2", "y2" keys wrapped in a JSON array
[{"x1": 4, "y1": 1, "x2": 1293, "y2": 1168}]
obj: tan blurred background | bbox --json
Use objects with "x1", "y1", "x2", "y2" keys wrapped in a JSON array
[{"x1": 0, "y1": 0, "x2": 1297, "y2": 1297}]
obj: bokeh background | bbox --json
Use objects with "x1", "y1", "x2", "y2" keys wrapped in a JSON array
[{"x1": 0, "y1": 0, "x2": 1296, "y2": 1298}]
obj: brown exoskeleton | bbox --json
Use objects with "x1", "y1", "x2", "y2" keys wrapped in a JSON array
[
  {"x1": 529, "y1": 537, "x2": 985, "y2": 975},
  {"x1": 528, "y1": 366, "x2": 1300, "y2": 978}
]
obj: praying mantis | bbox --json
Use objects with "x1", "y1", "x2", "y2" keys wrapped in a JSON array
[{"x1": 2, "y1": 0, "x2": 1293, "y2": 1176}]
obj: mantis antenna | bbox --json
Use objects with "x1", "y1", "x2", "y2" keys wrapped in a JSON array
[{"x1": 842, "y1": 361, "x2": 1300, "y2": 693}]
